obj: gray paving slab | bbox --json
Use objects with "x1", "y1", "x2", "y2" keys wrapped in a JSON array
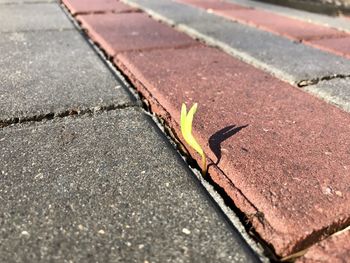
[
  {"x1": 0, "y1": 0, "x2": 54, "y2": 3},
  {"x1": 123, "y1": 0, "x2": 350, "y2": 85},
  {"x1": 226, "y1": 0, "x2": 350, "y2": 33},
  {"x1": 0, "y1": 30, "x2": 134, "y2": 123},
  {"x1": 0, "y1": 3, "x2": 73, "y2": 33},
  {"x1": 0, "y1": 108, "x2": 259, "y2": 263},
  {"x1": 303, "y1": 78, "x2": 350, "y2": 112}
]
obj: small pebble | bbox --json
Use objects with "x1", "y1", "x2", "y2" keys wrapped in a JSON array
[
  {"x1": 20, "y1": 231, "x2": 30, "y2": 237},
  {"x1": 335, "y1": 191, "x2": 343, "y2": 197},
  {"x1": 182, "y1": 228, "x2": 191, "y2": 235}
]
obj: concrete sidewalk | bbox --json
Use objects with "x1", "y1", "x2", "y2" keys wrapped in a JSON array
[{"x1": 0, "y1": 1, "x2": 261, "y2": 262}]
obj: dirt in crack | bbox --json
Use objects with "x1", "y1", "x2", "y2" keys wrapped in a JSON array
[
  {"x1": 298, "y1": 74, "x2": 350, "y2": 87},
  {"x1": 0, "y1": 103, "x2": 136, "y2": 129}
]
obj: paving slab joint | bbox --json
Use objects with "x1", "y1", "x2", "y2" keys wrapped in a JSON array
[
  {"x1": 202, "y1": 165, "x2": 280, "y2": 261},
  {"x1": 0, "y1": 27, "x2": 75, "y2": 34},
  {"x1": 142, "y1": 93, "x2": 275, "y2": 262},
  {"x1": 0, "y1": 102, "x2": 137, "y2": 129},
  {"x1": 297, "y1": 73, "x2": 350, "y2": 86},
  {"x1": 283, "y1": 225, "x2": 350, "y2": 262},
  {"x1": 70, "y1": 9, "x2": 141, "y2": 16}
]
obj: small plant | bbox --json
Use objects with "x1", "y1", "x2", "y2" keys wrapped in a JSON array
[{"x1": 180, "y1": 103, "x2": 207, "y2": 175}]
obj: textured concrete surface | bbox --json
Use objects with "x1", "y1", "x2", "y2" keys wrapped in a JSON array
[
  {"x1": 0, "y1": 30, "x2": 134, "y2": 122},
  {"x1": 177, "y1": 0, "x2": 249, "y2": 10},
  {"x1": 0, "y1": 109, "x2": 259, "y2": 263},
  {"x1": 123, "y1": 0, "x2": 350, "y2": 85},
  {"x1": 62, "y1": 0, "x2": 136, "y2": 15},
  {"x1": 116, "y1": 46, "x2": 350, "y2": 257},
  {"x1": 297, "y1": 228, "x2": 350, "y2": 263},
  {"x1": 77, "y1": 12, "x2": 198, "y2": 57},
  {"x1": 0, "y1": 3, "x2": 73, "y2": 33},
  {"x1": 304, "y1": 78, "x2": 350, "y2": 112}
]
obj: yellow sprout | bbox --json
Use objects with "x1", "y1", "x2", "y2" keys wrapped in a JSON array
[{"x1": 180, "y1": 103, "x2": 207, "y2": 175}]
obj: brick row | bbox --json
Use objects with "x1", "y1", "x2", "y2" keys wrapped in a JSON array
[{"x1": 177, "y1": 0, "x2": 350, "y2": 58}]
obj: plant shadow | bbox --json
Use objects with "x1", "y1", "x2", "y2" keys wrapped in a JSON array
[{"x1": 208, "y1": 124, "x2": 248, "y2": 166}]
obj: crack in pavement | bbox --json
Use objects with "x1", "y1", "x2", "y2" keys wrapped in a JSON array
[
  {"x1": 0, "y1": 103, "x2": 138, "y2": 129},
  {"x1": 297, "y1": 73, "x2": 350, "y2": 87},
  {"x1": 0, "y1": 27, "x2": 75, "y2": 34}
]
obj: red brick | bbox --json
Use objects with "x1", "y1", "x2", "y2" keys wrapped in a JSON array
[
  {"x1": 77, "y1": 13, "x2": 198, "y2": 57},
  {"x1": 214, "y1": 9, "x2": 346, "y2": 41},
  {"x1": 306, "y1": 36, "x2": 350, "y2": 59},
  {"x1": 296, "y1": 228, "x2": 350, "y2": 263},
  {"x1": 177, "y1": 0, "x2": 249, "y2": 11},
  {"x1": 62, "y1": 0, "x2": 135, "y2": 15},
  {"x1": 115, "y1": 46, "x2": 350, "y2": 257}
]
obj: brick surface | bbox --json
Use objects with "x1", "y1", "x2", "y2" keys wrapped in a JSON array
[
  {"x1": 115, "y1": 46, "x2": 350, "y2": 257},
  {"x1": 306, "y1": 36, "x2": 350, "y2": 58},
  {"x1": 0, "y1": 3, "x2": 73, "y2": 33},
  {"x1": 125, "y1": 0, "x2": 350, "y2": 83},
  {"x1": 0, "y1": 109, "x2": 258, "y2": 262},
  {"x1": 296, "y1": 229, "x2": 350, "y2": 263},
  {"x1": 77, "y1": 12, "x2": 198, "y2": 56},
  {"x1": 62, "y1": 0, "x2": 135, "y2": 15}
]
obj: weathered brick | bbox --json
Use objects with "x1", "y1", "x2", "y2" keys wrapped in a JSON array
[
  {"x1": 77, "y1": 12, "x2": 198, "y2": 56},
  {"x1": 115, "y1": 46, "x2": 350, "y2": 257}
]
